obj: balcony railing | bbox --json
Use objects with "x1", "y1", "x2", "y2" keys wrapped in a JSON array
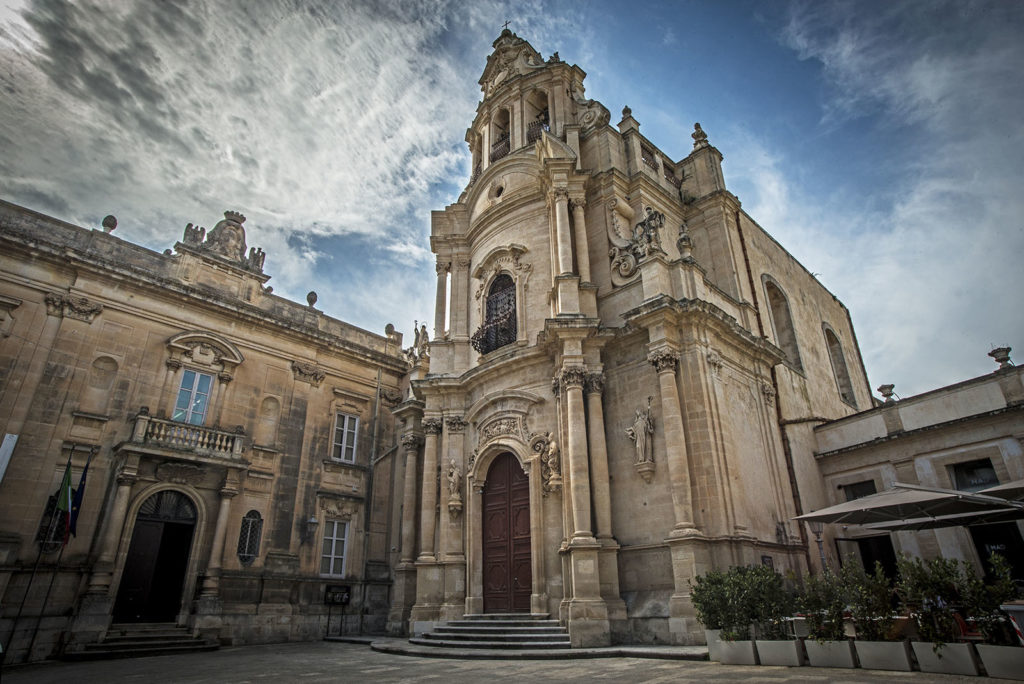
[
  {"x1": 490, "y1": 134, "x2": 510, "y2": 162},
  {"x1": 131, "y1": 408, "x2": 244, "y2": 458},
  {"x1": 470, "y1": 308, "x2": 517, "y2": 355},
  {"x1": 641, "y1": 145, "x2": 658, "y2": 170},
  {"x1": 527, "y1": 120, "x2": 550, "y2": 144}
]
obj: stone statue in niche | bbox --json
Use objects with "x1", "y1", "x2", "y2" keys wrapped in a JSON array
[
  {"x1": 447, "y1": 458, "x2": 463, "y2": 518},
  {"x1": 545, "y1": 431, "x2": 562, "y2": 487},
  {"x1": 627, "y1": 397, "x2": 654, "y2": 465}
]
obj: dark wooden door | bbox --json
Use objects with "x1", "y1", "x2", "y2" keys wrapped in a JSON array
[
  {"x1": 483, "y1": 453, "x2": 531, "y2": 612},
  {"x1": 113, "y1": 491, "x2": 196, "y2": 623}
]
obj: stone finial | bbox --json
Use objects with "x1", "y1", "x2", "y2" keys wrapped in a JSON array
[
  {"x1": 989, "y1": 347, "x2": 1013, "y2": 370},
  {"x1": 692, "y1": 122, "x2": 709, "y2": 149},
  {"x1": 306, "y1": 291, "x2": 318, "y2": 307},
  {"x1": 101, "y1": 215, "x2": 117, "y2": 233},
  {"x1": 877, "y1": 384, "x2": 896, "y2": 403}
]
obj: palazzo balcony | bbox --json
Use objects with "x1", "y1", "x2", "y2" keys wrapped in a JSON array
[
  {"x1": 490, "y1": 134, "x2": 510, "y2": 162},
  {"x1": 125, "y1": 407, "x2": 246, "y2": 461}
]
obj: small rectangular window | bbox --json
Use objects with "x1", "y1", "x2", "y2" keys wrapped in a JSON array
[
  {"x1": 173, "y1": 369, "x2": 213, "y2": 425},
  {"x1": 332, "y1": 413, "x2": 358, "y2": 463},
  {"x1": 843, "y1": 479, "x2": 878, "y2": 502},
  {"x1": 320, "y1": 520, "x2": 348, "y2": 576},
  {"x1": 952, "y1": 459, "x2": 998, "y2": 492}
]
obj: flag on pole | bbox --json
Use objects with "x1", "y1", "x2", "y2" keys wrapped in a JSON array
[
  {"x1": 54, "y1": 460, "x2": 73, "y2": 545},
  {"x1": 69, "y1": 451, "x2": 91, "y2": 538}
]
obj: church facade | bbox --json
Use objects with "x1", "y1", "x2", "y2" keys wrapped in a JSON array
[{"x1": 390, "y1": 31, "x2": 871, "y2": 646}]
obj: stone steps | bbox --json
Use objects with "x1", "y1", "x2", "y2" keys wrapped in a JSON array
[
  {"x1": 412, "y1": 613, "x2": 570, "y2": 650},
  {"x1": 63, "y1": 623, "x2": 219, "y2": 661}
]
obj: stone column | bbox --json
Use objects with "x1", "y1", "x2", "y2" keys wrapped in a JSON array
[
  {"x1": 418, "y1": 420, "x2": 440, "y2": 561},
  {"x1": 433, "y1": 261, "x2": 449, "y2": 340},
  {"x1": 399, "y1": 431, "x2": 422, "y2": 563},
  {"x1": 570, "y1": 198, "x2": 591, "y2": 282},
  {"x1": 560, "y1": 367, "x2": 593, "y2": 540},
  {"x1": 553, "y1": 188, "x2": 574, "y2": 275},
  {"x1": 439, "y1": 416, "x2": 466, "y2": 622},
  {"x1": 2, "y1": 295, "x2": 66, "y2": 438},
  {"x1": 584, "y1": 373, "x2": 612, "y2": 539},
  {"x1": 201, "y1": 481, "x2": 238, "y2": 596},
  {"x1": 160, "y1": 359, "x2": 182, "y2": 416},
  {"x1": 86, "y1": 468, "x2": 137, "y2": 595},
  {"x1": 648, "y1": 350, "x2": 699, "y2": 535}
]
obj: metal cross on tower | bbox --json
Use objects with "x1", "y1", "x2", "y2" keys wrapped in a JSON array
[{"x1": 502, "y1": 20, "x2": 511, "y2": 30}]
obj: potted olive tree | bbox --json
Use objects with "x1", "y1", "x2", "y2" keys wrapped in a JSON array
[
  {"x1": 896, "y1": 555, "x2": 979, "y2": 676},
  {"x1": 691, "y1": 570, "x2": 728, "y2": 661},
  {"x1": 716, "y1": 566, "x2": 760, "y2": 665},
  {"x1": 845, "y1": 561, "x2": 913, "y2": 671},
  {"x1": 963, "y1": 554, "x2": 1023, "y2": 680},
  {"x1": 800, "y1": 569, "x2": 856, "y2": 668},
  {"x1": 750, "y1": 566, "x2": 804, "y2": 667}
]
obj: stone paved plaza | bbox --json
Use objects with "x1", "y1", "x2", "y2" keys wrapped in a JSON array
[{"x1": 4, "y1": 641, "x2": 1013, "y2": 683}]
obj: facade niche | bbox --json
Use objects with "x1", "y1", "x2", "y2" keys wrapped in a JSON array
[
  {"x1": 823, "y1": 324, "x2": 856, "y2": 407},
  {"x1": 253, "y1": 396, "x2": 280, "y2": 447},
  {"x1": 81, "y1": 355, "x2": 118, "y2": 414},
  {"x1": 763, "y1": 277, "x2": 803, "y2": 371}
]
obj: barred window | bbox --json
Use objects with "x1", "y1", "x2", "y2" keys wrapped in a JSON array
[
  {"x1": 471, "y1": 274, "x2": 516, "y2": 355},
  {"x1": 236, "y1": 510, "x2": 263, "y2": 566}
]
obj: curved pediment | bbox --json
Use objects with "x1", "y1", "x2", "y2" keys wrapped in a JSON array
[
  {"x1": 167, "y1": 330, "x2": 245, "y2": 368},
  {"x1": 465, "y1": 388, "x2": 544, "y2": 426}
]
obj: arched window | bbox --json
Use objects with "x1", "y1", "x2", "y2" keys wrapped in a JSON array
[
  {"x1": 526, "y1": 89, "x2": 550, "y2": 144},
  {"x1": 237, "y1": 510, "x2": 263, "y2": 566},
  {"x1": 824, "y1": 325, "x2": 857, "y2": 407},
  {"x1": 471, "y1": 274, "x2": 516, "y2": 355},
  {"x1": 490, "y1": 108, "x2": 511, "y2": 162},
  {"x1": 763, "y1": 278, "x2": 802, "y2": 371}
]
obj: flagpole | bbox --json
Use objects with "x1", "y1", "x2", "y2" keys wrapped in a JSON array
[
  {"x1": 1, "y1": 523, "x2": 50, "y2": 665},
  {"x1": 25, "y1": 542, "x2": 66, "y2": 662}
]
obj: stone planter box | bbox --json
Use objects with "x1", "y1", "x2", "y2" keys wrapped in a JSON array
[
  {"x1": 911, "y1": 641, "x2": 979, "y2": 676},
  {"x1": 977, "y1": 644, "x2": 1024, "y2": 680},
  {"x1": 854, "y1": 640, "x2": 913, "y2": 671},
  {"x1": 704, "y1": 629, "x2": 722, "y2": 662},
  {"x1": 718, "y1": 638, "x2": 758, "y2": 665},
  {"x1": 804, "y1": 639, "x2": 856, "y2": 668},
  {"x1": 755, "y1": 639, "x2": 804, "y2": 666}
]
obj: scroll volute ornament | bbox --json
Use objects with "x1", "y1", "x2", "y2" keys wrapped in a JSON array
[{"x1": 648, "y1": 350, "x2": 678, "y2": 374}]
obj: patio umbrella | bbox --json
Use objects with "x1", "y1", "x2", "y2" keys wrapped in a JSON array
[
  {"x1": 863, "y1": 507, "x2": 1024, "y2": 532},
  {"x1": 978, "y1": 478, "x2": 1024, "y2": 502},
  {"x1": 794, "y1": 483, "x2": 1023, "y2": 526}
]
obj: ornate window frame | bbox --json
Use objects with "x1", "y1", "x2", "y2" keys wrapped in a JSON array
[
  {"x1": 472, "y1": 244, "x2": 532, "y2": 352},
  {"x1": 822, "y1": 322, "x2": 857, "y2": 408}
]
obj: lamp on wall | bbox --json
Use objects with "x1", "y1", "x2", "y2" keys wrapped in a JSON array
[
  {"x1": 806, "y1": 519, "x2": 828, "y2": 571},
  {"x1": 302, "y1": 515, "x2": 319, "y2": 544}
]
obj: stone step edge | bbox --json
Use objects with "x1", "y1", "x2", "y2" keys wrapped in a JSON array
[
  {"x1": 459, "y1": 613, "x2": 551, "y2": 620},
  {"x1": 62, "y1": 643, "x2": 219, "y2": 661},
  {"x1": 410, "y1": 638, "x2": 571, "y2": 650},
  {"x1": 372, "y1": 640, "x2": 710, "y2": 661},
  {"x1": 86, "y1": 639, "x2": 212, "y2": 649},
  {"x1": 421, "y1": 633, "x2": 569, "y2": 642},
  {"x1": 436, "y1": 625, "x2": 565, "y2": 632}
]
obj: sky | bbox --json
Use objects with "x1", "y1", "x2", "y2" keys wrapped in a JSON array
[{"x1": 1, "y1": 0, "x2": 1022, "y2": 398}]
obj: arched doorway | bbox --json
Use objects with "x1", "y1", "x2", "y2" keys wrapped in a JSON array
[
  {"x1": 482, "y1": 453, "x2": 531, "y2": 612},
  {"x1": 113, "y1": 490, "x2": 197, "y2": 623}
]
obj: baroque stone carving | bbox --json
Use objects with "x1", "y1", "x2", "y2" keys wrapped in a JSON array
[
  {"x1": 156, "y1": 462, "x2": 205, "y2": 485},
  {"x1": 568, "y1": 76, "x2": 611, "y2": 133},
  {"x1": 648, "y1": 350, "x2": 678, "y2": 374},
  {"x1": 607, "y1": 205, "x2": 666, "y2": 285},
  {"x1": 706, "y1": 349, "x2": 723, "y2": 376},
  {"x1": 446, "y1": 416, "x2": 467, "y2": 433},
  {"x1": 291, "y1": 360, "x2": 326, "y2": 387},
  {"x1": 422, "y1": 418, "x2": 443, "y2": 435},
  {"x1": 585, "y1": 372, "x2": 605, "y2": 395},
  {"x1": 181, "y1": 210, "x2": 266, "y2": 274},
  {"x1": 481, "y1": 416, "x2": 519, "y2": 441},
  {"x1": 676, "y1": 220, "x2": 694, "y2": 260},
  {"x1": 558, "y1": 366, "x2": 587, "y2": 390},
  {"x1": 761, "y1": 382, "x2": 776, "y2": 406},
  {"x1": 481, "y1": 29, "x2": 546, "y2": 99},
  {"x1": 45, "y1": 292, "x2": 103, "y2": 323},
  {"x1": 532, "y1": 431, "x2": 562, "y2": 494},
  {"x1": 400, "y1": 432, "x2": 421, "y2": 452},
  {"x1": 473, "y1": 247, "x2": 532, "y2": 302}
]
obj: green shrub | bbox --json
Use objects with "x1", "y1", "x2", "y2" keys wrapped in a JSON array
[
  {"x1": 895, "y1": 555, "x2": 964, "y2": 650},
  {"x1": 690, "y1": 570, "x2": 728, "y2": 630},
  {"x1": 799, "y1": 569, "x2": 846, "y2": 641},
  {"x1": 844, "y1": 561, "x2": 897, "y2": 641},
  {"x1": 961, "y1": 554, "x2": 1021, "y2": 646},
  {"x1": 692, "y1": 565, "x2": 795, "y2": 641}
]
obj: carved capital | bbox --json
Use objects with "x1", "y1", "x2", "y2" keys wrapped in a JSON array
[
  {"x1": 217, "y1": 372, "x2": 233, "y2": 384},
  {"x1": 569, "y1": 197, "x2": 587, "y2": 212},
  {"x1": 558, "y1": 366, "x2": 587, "y2": 390},
  {"x1": 552, "y1": 187, "x2": 570, "y2": 201},
  {"x1": 44, "y1": 292, "x2": 64, "y2": 317},
  {"x1": 648, "y1": 350, "x2": 679, "y2": 374},
  {"x1": 585, "y1": 372, "x2": 605, "y2": 395},
  {"x1": 445, "y1": 416, "x2": 467, "y2": 433},
  {"x1": 761, "y1": 381, "x2": 776, "y2": 406},
  {"x1": 435, "y1": 260, "x2": 451, "y2": 276},
  {"x1": 44, "y1": 292, "x2": 103, "y2": 322},
  {"x1": 400, "y1": 432, "x2": 421, "y2": 452},
  {"x1": 422, "y1": 418, "x2": 443, "y2": 435},
  {"x1": 165, "y1": 358, "x2": 183, "y2": 371},
  {"x1": 291, "y1": 360, "x2": 326, "y2": 387},
  {"x1": 706, "y1": 349, "x2": 723, "y2": 376}
]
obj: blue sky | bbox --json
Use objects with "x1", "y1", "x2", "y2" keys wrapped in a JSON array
[{"x1": 1, "y1": 0, "x2": 1022, "y2": 398}]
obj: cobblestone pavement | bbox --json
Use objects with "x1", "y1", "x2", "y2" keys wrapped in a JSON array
[{"x1": 3, "y1": 640, "x2": 1008, "y2": 683}]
